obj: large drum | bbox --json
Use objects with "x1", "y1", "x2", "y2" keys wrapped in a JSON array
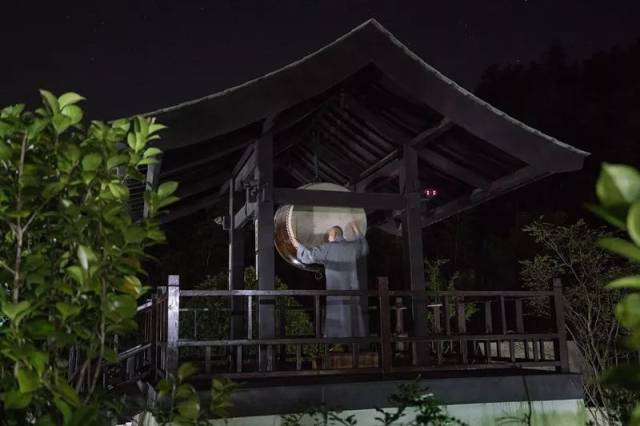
[{"x1": 274, "y1": 183, "x2": 367, "y2": 272}]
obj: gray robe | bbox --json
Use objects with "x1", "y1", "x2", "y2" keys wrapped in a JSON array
[{"x1": 296, "y1": 237, "x2": 369, "y2": 337}]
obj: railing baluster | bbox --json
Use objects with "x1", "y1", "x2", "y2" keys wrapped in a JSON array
[
  {"x1": 444, "y1": 296, "x2": 451, "y2": 336},
  {"x1": 314, "y1": 296, "x2": 321, "y2": 338},
  {"x1": 509, "y1": 339, "x2": 516, "y2": 363},
  {"x1": 433, "y1": 305, "x2": 442, "y2": 365},
  {"x1": 323, "y1": 344, "x2": 329, "y2": 369},
  {"x1": 205, "y1": 346, "x2": 211, "y2": 373},
  {"x1": 515, "y1": 299, "x2": 524, "y2": 333},
  {"x1": 352, "y1": 343, "x2": 358, "y2": 368},
  {"x1": 378, "y1": 277, "x2": 392, "y2": 374},
  {"x1": 500, "y1": 296, "x2": 507, "y2": 335},
  {"x1": 484, "y1": 301, "x2": 493, "y2": 333},
  {"x1": 247, "y1": 295, "x2": 253, "y2": 340},
  {"x1": 236, "y1": 345, "x2": 243, "y2": 373}
]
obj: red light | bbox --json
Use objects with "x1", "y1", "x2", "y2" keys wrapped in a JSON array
[{"x1": 423, "y1": 188, "x2": 438, "y2": 197}]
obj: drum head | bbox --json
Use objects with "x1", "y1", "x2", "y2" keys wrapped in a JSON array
[{"x1": 274, "y1": 183, "x2": 367, "y2": 272}]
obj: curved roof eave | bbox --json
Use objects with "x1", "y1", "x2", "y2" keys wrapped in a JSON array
[{"x1": 146, "y1": 18, "x2": 589, "y2": 174}]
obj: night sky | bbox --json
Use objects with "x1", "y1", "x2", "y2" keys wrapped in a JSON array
[{"x1": 3, "y1": 1, "x2": 640, "y2": 120}]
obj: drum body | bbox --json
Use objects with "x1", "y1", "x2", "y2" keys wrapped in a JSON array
[{"x1": 274, "y1": 183, "x2": 367, "y2": 272}]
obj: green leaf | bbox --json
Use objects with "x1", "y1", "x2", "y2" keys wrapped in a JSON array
[
  {"x1": 148, "y1": 122, "x2": 167, "y2": 134},
  {"x1": 52, "y1": 381, "x2": 81, "y2": 406},
  {"x1": 177, "y1": 363, "x2": 198, "y2": 381},
  {"x1": 15, "y1": 364, "x2": 40, "y2": 393},
  {"x1": 104, "y1": 294, "x2": 137, "y2": 321},
  {"x1": 81, "y1": 153, "x2": 102, "y2": 172},
  {"x1": 177, "y1": 397, "x2": 200, "y2": 420},
  {"x1": 29, "y1": 351, "x2": 49, "y2": 377},
  {"x1": 103, "y1": 347, "x2": 119, "y2": 364},
  {"x1": 26, "y1": 318, "x2": 56, "y2": 338},
  {"x1": 597, "y1": 237, "x2": 640, "y2": 262},
  {"x1": 176, "y1": 383, "x2": 197, "y2": 399},
  {"x1": 43, "y1": 181, "x2": 65, "y2": 198},
  {"x1": 108, "y1": 182, "x2": 129, "y2": 200},
  {"x1": 52, "y1": 114, "x2": 72, "y2": 135},
  {"x1": 146, "y1": 228, "x2": 166, "y2": 242},
  {"x1": 40, "y1": 89, "x2": 59, "y2": 113},
  {"x1": 27, "y1": 118, "x2": 49, "y2": 139},
  {"x1": 53, "y1": 398, "x2": 72, "y2": 423},
  {"x1": 66, "y1": 265, "x2": 84, "y2": 285},
  {"x1": 607, "y1": 276, "x2": 640, "y2": 290},
  {"x1": 143, "y1": 147, "x2": 162, "y2": 158},
  {"x1": 156, "y1": 378, "x2": 173, "y2": 394},
  {"x1": 0, "y1": 140, "x2": 12, "y2": 160},
  {"x1": 3, "y1": 389, "x2": 32, "y2": 410},
  {"x1": 616, "y1": 293, "x2": 640, "y2": 329},
  {"x1": 76, "y1": 245, "x2": 95, "y2": 271},
  {"x1": 585, "y1": 203, "x2": 627, "y2": 230},
  {"x1": 118, "y1": 275, "x2": 143, "y2": 296},
  {"x1": 597, "y1": 163, "x2": 640, "y2": 206},
  {"x1": 124, "y1": 226, "x2": 146, "y2": 243},
  {"x1": 61, "y1": 105, "x2": 83, "y2": 125},
  {"x1": 127, "y1": 133, "x2": 136, "y2": 151},
  {"x1": 157, "y1": 195, "x2": 179, "y2": 210},
  {"x1": 2, "y1": 301, "x2": 31, "y2": 322},
  {"x1": 628, "y1": 202, "x2": 640, "y2": 246},
  {"x1": 35, "y1": 415, "x2": 56, "y2": 426},
  {"x1": 157, "y1": 181, "x2": 178, "y2": 199},
  {"x1": 56, "y1": 303, "x2": 82, "y2": 321},
  {"x1": 58, "y1": 92, "x2": 85, "y2": 109},
  {"x1": 106, "y1": 154, "x2": 128, "y2": 169}
]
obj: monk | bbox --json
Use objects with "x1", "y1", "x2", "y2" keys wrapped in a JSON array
[{"x1": 292, "y1": 222, "x2": 368, "y2": 338}]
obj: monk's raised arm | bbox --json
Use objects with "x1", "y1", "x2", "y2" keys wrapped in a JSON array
[{"x1": 296, "y1": 244, "x2": 329, "y2": 265}]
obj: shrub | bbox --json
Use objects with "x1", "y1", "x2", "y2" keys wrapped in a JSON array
[{"x1": 0, "y1": 91, "x2": 177, "y2": 424}]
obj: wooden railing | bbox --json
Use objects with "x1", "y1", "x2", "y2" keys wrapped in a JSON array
[{"x1": 104, "y1": 276, "x2": 568, "y2": 385}]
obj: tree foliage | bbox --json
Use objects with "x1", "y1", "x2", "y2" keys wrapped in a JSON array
[
  {"x1": 590, "y1": 163, "x2": 640, "y2": 425},
  {"x1": 520, "y1": 219, "x2": 640, "y2": 423},
  {"x1": 0, "y1": 91, "x2": 178, "y2": 424}
]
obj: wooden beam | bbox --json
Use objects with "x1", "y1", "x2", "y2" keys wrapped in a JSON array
[
  {"x1": 408, "y1": 119, "x2": 455, "y2": 149},
  {"x1": 354, "y1": 157, "x2": 401, "y2": 192},
  {"x1": 421, "y1": 166, "x2": 546, "y2": 227},
  {"x1": 418, "y1": 149, "x2": 491, "y2": 190},
  {"x1": 375, "y1": 220, "x2": 401, "y2": 236},
  {"x1": 232, "y1": 145, "x2": 255, "y2": 177},
  {"x1": 274, "y1": 187, "x2": 404, "y2": 210},
  {"x1": 233, "y1": 150, "x2": 256, "y2": 192},
  {"x1": 160, "y1": 138, "x2": 254, "y2": 178},
  {"x1": 343, "y1": 95, "x2": 406, "y2": 145},
  {"x1": 157, "y1": 194, "x2": 222, "y2": 224},
  {"x1": 175, "y1": 171, "x2": 231, "y2": 200},
  {"x1": 234, "y1": 201, "x2": 255, "y2": 229}
]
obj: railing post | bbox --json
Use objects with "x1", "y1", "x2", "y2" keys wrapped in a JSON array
[
  {"x1": 553, "y1": 278, "x2": 569, "y2": 372},
  {"x1": 166, "y1": 275, "x2": 180, "y2": 377},
  {"x1": 150, "y1": 292, "x2": 158, "y2": 381},
  {"x1": 378, "y1": 277, "x2": 393, "y2": 374}
]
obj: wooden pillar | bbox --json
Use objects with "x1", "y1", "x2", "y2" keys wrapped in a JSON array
[
  {"x1": 228, "y1": 177, "x2": 246, "y2": 340},
  {"x1": 255, "y1": 119, "x2": 275, "y2": 371},
  {"x1": 401, "y1": 145, "x2": 427, "y2": 362},
  {"x1": 166, "y1": 275, "x2": 180, "y2": 377}
]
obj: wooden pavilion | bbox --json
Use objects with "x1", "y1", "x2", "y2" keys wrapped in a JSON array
[{"x1": 117, "y1": 19, "x2": 588, "y2": 422}]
